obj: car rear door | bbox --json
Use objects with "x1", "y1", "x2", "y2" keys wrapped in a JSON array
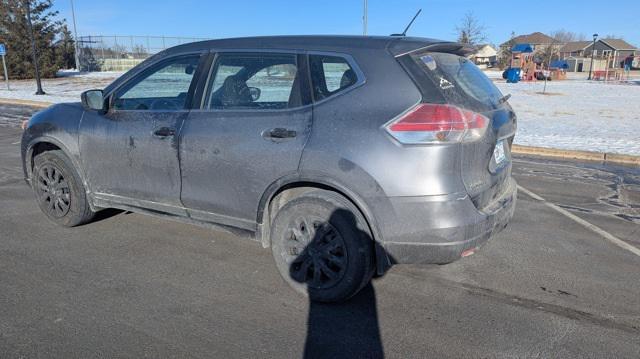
[
  {"x1": 398, "y1": 51, "x2": 517, "y2": 210},
  {"x1": 79, "y1": 53, "x2": 205, "y2": 213},
  {"x1": 179, "y1": 51, "x2": 312, "y2": 228}
]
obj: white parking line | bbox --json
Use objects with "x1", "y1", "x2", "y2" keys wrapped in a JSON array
[{"x1": 517, "y1": 185, "x2": 640, "y2": 257}]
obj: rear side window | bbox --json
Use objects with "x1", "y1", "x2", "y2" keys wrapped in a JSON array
[
  {"x1": 206, "y1": 53, "x2": 301, "y2": 110},
  {"x1": 309, "y1": 55, "x2": 358, "y2": 101},
  {"x1": 409, "y1": 52, "x2": 503, "y2": 108}
]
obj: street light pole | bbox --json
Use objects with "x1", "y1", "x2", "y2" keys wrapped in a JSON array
[
  {"x1": 362, "y1": 0, "x2": 368, "y2": 36},
  {"x1": 70, "y1": 0, "x2": 80, "y2": 71},
  {"x1": 25, "y1": 0, "x2": 45, "y2": 95},
  {"x1": 588, "y1": 33, "x2": 598, "y2": 80}
]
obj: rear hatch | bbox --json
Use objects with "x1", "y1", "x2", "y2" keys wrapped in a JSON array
[{"x1": 396, "y1": 50, "x2": 517, "y2": 210}]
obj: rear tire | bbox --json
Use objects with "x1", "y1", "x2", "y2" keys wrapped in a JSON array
[
  {"x1": 270, "y1": 190, "x2": 375, "y2": 302},
  {"x1": 32, "y1": 150, "x2": 94, "y2": 227}
]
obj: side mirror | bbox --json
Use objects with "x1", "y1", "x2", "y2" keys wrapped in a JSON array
[
  {"x1": 248, "y1": 87, "x2": 261, "y2": 101},
  {"x1": 81, "y1": 89, "x2": 107, "y2": 112}
]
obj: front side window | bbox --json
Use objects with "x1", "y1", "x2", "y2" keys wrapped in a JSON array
[
  {"x1": 206, "y1": 53, "x2": 300, "y2": 110},
  {"x1": 309, "y1": 55, "x2": 358, "y2": 101},
  {"x1": 113, "y1": 55, "x2": 200, "y2": 111}
]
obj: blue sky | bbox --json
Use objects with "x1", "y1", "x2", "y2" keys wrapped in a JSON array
[{"x1": 53, "y1": 0, "x2": 640, "y2": 47}]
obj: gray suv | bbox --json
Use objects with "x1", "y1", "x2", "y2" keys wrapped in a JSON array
[{"x1": 21, "y1": 36, "x2": 517, "y2": 302}]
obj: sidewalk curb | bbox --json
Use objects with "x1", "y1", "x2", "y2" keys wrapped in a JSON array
[
  {"x1": 0, "y1": 98, "x2": 52, "y2": 108},
  {"x1": 512, "y1": 145, "x2": 639, "y2": 166},
  {"x1": 1, "y1": 97, "x2": 638, "y2": 167}
]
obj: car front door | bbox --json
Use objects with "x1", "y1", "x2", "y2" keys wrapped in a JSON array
[
  {"x1": 179, "y1": 52, "x2": 312, "y2": 228},
  {"x1": 79, "y1": 54, "x2": 204, "y2": 213}
]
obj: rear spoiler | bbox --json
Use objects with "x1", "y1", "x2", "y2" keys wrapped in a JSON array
[{"x1": 389, "y1": 39, "x2": 474, "y2": 58}]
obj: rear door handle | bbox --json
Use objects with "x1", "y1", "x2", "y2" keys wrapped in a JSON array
[
  {"x1": 263, "y1": 128, "x2": 297, "y2": 139},
  {"x1": 153, "y1": 127, "x2": 176, "y2": 138}
]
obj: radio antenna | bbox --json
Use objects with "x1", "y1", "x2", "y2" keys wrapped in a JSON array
[{"x1": 391, "y1": 9, "x2": 422, "y2": 36}]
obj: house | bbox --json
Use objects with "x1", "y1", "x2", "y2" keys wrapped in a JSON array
[
  {"x1": 468, "y1": 44, "x2": 497, "y2": 68},
  {"x1": 558, "y1": 41, "x2": 591, "y2": 58},
  {"x1": 500, "y1": 32, "x2": 562, "y2": 53},
  {"x1": 559, "y1": 39, "x2": 638, "y2": 71}
]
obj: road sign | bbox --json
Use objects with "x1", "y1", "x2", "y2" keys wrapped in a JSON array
[{"x1": 0, "y1": 44, "x2": 9, "y2": 90}]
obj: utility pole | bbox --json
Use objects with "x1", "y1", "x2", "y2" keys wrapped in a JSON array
[
  {"x1": 70, "y1": 0, "x2": 80, "y2": 71},
  {"x1": 588, "y1": 33, "x2": 598, "y2": 81},
  {"x1": 362, "y1": 0, "x2": 368, "y2": 36},
  {"x1": 25, "y1": 0, "x2": 45, "y2": 95}
]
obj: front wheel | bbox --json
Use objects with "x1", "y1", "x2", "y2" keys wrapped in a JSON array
[
  {"x1": 32, "y1": 150, "x2": 95, "y2": 227},
  {"x1": 270, "y1": 190, "x2": 375, "y2": 302}
]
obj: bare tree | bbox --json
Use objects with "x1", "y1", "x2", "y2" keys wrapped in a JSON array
[
  {"x1": 603, "y1": 34, "x2": 624, "y2": 40},
  {"x1": 550, "y1": 29, "x2": 584, "y2": 43},
  {"x1": 455, "y1": 12, "x2": 486, "y2": 46},
  {"x1": 498, "y1": 31, "x2": 516, "y2": 69},
  {"x1": 538, "y1": 29, "x2": 585, "y2": 68}
]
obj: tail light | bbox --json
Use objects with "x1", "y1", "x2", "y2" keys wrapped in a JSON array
[{"x1": 384, "y1": 104, "x2": 489, "y2": 144}]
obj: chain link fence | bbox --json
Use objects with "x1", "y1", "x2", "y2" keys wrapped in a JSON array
[{"x1": 77, "y1": 35, "x2": 210, "y2": 72}]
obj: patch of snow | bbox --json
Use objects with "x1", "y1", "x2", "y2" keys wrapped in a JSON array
[
  {"x1": 496, "y1": 79, "x2": 640, "y2": 156},
  {"x1": 484, "y1": 70, "x2": 503, "y2": 80},
  {"x1": 0, "y1": 71, "x2": 122, "y2": 104}
]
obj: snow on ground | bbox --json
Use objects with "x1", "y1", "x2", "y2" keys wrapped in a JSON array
[
  {"x1": 0, "y1": 71, "x2": 639, "y2": 156},
  {"x1": 494, "y1": 79, "x2": 640, "y2": 156},
  {"x1": 0, "y1": 72, "x2": 121, "y2": 104}
]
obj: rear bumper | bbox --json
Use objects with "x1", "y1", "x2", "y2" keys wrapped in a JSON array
[{"x1": 381, "y1": 178, "x2": 517, "y2": 264}]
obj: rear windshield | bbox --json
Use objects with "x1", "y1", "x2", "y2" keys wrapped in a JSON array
[{"x1": 409, "y1": 52, "x2": 503, "y2": 108}]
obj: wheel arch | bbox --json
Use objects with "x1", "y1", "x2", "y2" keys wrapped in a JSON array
[
  {"x1": 25, "y1": 137, "x2": 91, "y2": 199},
  {"x1": 257, "y1": 176, "x2": 391, "y2": 275}
]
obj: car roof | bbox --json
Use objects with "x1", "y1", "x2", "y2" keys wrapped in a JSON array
[{"x1": 163, "y1": 35, "x2": 454, "y2": 57}]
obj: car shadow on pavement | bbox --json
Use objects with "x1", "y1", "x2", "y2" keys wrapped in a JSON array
[
  {"x1": 91, "y1": 208, "x2": 128, "y2": 223},
  {"x1": 289, "y1": 209, "x2": 386, "y2": 359}
]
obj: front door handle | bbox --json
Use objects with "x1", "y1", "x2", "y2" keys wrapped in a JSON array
[
  {"x1": 263, "y1": 128, "x2": 297, "y2": 139},
  {"x1": 153, "y1": 127, "x2": 176, "y2": 138}
]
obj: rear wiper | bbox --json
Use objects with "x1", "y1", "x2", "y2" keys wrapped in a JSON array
[{"x1": 498, "y1": 94, "x2": 511, "y2": 105}]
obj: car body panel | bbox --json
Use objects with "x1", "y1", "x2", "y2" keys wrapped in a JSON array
[
  {"x1": 180, "y1": 107, "x2": 312, "y2": 222},
  {"x1": 79, "y1": 110, "x2": 187, "y2": 208},
  {"x1": 21, "y1": 103, "x2": 85, "y2": 185}
]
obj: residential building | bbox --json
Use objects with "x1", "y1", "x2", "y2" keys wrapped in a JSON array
[
  {"x1": 559, "y1": 39, "x2": 637, "y2": 71},
  {"x1": 499, "y1": 32, "x2": 563, "y2": 53},
  {"x1": 468, "y1": 44, "x2": 497, "y2": 68}
]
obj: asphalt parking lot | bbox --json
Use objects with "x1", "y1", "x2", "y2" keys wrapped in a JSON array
[{"x1": 1, "y1": 104, "x2": 639, "y2": 358}]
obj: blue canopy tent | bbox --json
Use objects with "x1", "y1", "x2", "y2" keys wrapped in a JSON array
[
  {"x1": 550, "y1": 60, "x2": 569, "y2": 69},
  {"x1": 511, "y1": 43, "x2": 534, "y2": 53}
]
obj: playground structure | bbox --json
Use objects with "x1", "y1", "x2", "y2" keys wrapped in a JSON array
[
  {"x1": 504, "y1": 43, "x2": 568, "y2": 83},
  {"x1": 500, "y1": 44, "x2": 635, "y2": 84},
  {"x1": 504, "y1": 44, "x2": 530, "y2": 83},
  {"x1": 591, "y1": 53, "x2": 634, "y2": 82},
  {"x1": 505, "y1": 44, "x2": 541, "y2": 83}
]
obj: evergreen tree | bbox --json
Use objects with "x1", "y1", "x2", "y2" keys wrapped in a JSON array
[
  {"x1": 55, "y1": 24, "x2": 76, "y2": 69},
  {"x1": 0, "y1": 0, "x2": 73, "y2": 79}
]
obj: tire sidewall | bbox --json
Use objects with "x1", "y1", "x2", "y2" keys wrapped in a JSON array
[
  {"x1": 32, "y1": 151, "x2": 90, "y2": 227},
  {"x1": 271, "y1": 192, "x2": 374, "y2": 302}
]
